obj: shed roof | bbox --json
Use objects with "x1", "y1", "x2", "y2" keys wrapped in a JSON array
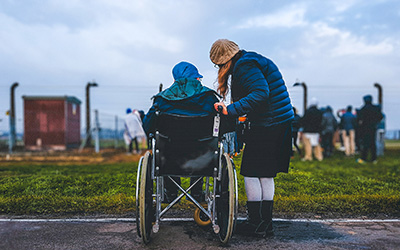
[{"x1": 22, "y1": 95, "x2": 81, "y2": 104}]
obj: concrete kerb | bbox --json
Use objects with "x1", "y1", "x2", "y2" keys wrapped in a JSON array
[{"x1": 1, "y1": 217, "x2": 399, "y2": 223}]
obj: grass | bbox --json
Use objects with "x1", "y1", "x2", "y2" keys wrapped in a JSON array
[{"x1": 0, "y1": 148, "x2": 399, "y2": 218}]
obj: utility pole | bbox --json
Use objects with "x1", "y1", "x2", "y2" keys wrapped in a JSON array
[
  {"x1": 114, "y1": 115, "x2": 118, "y2": 149},
  {"x1": 85, "y1": 81, "x2": 98, "y2": 147},
  {"x1": 9, "y1": 82, "x2": 19, "y2": 153},
  {"x1": 374, "y1": 83, "x2": 383, "y2": 107},
  {"x1": 293, "y1": 81, "x2": 307, "y2": 115},
  {"x1": 94, "y1": 109, "x2": 100, "y2": 153}
]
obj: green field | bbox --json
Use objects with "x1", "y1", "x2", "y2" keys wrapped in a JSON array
[{"x1": 0, "y1": 148, "x2": 399, "y2": 218}]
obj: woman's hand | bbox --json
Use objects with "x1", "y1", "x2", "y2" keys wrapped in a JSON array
[{"x1": 214, "y1": 102, "x2": 228, "y2": 115}]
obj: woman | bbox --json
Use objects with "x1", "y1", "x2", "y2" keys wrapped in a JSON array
[{"x1": 209, "y1": 39, "x2": 294, "y2": 237}]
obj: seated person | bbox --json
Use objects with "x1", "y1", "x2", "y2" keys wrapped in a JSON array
[{"x1": 143, "y1": 61, "x2": 220, "y2": 202}]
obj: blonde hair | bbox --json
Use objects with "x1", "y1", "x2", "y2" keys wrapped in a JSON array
[
  {"x1": 217, "y1": 60, "x2": 233, "y2": 99},
  {"x1": 216, "y1": 51, "x2": 241, "y2": 99}
]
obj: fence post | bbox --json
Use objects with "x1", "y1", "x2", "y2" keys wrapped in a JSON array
[
  {"x1": 9, "y1": 82, "x2": 19, "y2": 153},
  {"x1": 94, "y1": 110, "x2": 100, "y2": 153},
  {"x1": 114, "y1": 115, "x2": 118, "y2": 149}
]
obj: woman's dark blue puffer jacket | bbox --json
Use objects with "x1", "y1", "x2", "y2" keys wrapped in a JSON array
[{"x1": 227, "y1": 50, "x2": 294, "y2": 127}]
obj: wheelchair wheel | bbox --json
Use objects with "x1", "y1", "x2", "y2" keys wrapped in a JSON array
[
  {"x1": 216, "y1": 153, "x2": 238, "y2": 244},
  {"x1": 194, "y1": 205, "x2": 211, "y2": 226},
  {"x1": 137, "y1": 151, "x2": 154, "y2": 244},
  {"x1": 135, "y1": 156, "x2": 144, "y2": 238}
]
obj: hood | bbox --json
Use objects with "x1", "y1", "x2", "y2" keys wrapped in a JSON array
[{"x1": 154, "y1": 78, "x2": 220, "y2": 101}]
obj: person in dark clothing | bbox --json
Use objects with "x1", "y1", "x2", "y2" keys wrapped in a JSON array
[
  {"x1": 321, "y1": 106, "x2": 338, "y2": 158},
  {"x1": 209, "y1": 39, "x2": 294, "y2": 237},
  {"x1": 299, "y1": 98, "x2": 323, "y2": 161},
  {"x1": 143, "y1": 61, "x2": 220, "y2": 202},
  {"x1": 291, "y1": 107, "x2": 302, "y2": 155},
  {"x1": 356, "y1": 95, "x2": 383, "y2": 164}
]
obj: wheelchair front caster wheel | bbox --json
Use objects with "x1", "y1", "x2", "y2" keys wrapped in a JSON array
[{"x1": 194, "y1": 207, "x2": 211, "y2": 226}]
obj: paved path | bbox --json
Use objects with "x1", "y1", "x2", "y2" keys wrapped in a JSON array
[{"x1": 1, "y1": 218, "x2": 399, "y2": 249}]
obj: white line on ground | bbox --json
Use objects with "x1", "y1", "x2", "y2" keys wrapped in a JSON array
[{"x1": 1, "y1": 218, "x2": 399, "y2": 223}]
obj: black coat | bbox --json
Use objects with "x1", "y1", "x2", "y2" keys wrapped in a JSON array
[
  {"x1": 357, "y1": 103, "x2": 383, "y2": 135},
  {"x1": 300, "y1": 106, "x2": 323, "y2": 133}
]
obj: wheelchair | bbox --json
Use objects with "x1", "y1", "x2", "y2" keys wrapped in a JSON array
[{"x1": 136, "y1": 110, "x2": 238, "y2": 244}]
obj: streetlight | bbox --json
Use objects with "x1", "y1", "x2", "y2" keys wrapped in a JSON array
[
  {"x1": 293, "y1": 81, "x2": 307, "y2": 115},
  {"x1": 85, "y1": 81, "x2": 98, "y2": 147},
  {"x1": 374, "y1": 83, "x2": 382, "y2": 107},
  {"x1": 9, "y1": 82, "x2": 19, "y2": 153}
]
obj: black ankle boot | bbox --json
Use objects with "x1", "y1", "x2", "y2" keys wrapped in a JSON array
[
  {"x1": 236, "y1": 201, "x2": 261, "y2": 237},
  {"x1": 255, "y1": 200, "x2": 273, "y2": 237}
]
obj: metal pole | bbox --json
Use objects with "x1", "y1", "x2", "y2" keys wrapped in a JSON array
[
  {"x1": 85, "y1": 81, "x2": 98, "y2": 147},
  {"x1": 114, "y1": 115, "x2": 118, "y2": 149},
  {"x1": 293, "y1": 82, "x2": 307, "y2": 115},
  {"x1": 159, "y1": 83, "x2": 163, "y2": 93},
  {"x1": 9, "y1": 82, "x2": 19, "y2": 153},
  {"x1": 94, "y1": 109, "x2": 100, "y2": 153},
  {"x1": 374, "y1": 83, "x2": 382, "y2": 107}
]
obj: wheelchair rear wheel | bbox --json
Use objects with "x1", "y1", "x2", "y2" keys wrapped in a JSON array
[
  {"x1": 216, "y1": 153, "x2": 238, "y2": 244},
  {"x1": 136, "y1": 151, "x2": 154, "y2": 244}
]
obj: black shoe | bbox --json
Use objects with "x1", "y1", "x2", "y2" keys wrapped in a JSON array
[
  {"x1": 235, "y1": 201, "x2": 262, "y2": 237},
  {"x1": 255, "y1": 200, "x2": 274, "y2": 237},
  {"x1": 236, "y1": 220, "x2": 261, "y2": 237}
]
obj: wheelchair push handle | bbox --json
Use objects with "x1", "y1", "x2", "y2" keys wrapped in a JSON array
[{"x1": 217, "y1": 105, "x2": 223, "y2": 114}]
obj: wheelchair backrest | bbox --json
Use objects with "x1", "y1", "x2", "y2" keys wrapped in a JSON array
[{"x1": 154, "y1": 113, "x2": 219, "y2": 177}]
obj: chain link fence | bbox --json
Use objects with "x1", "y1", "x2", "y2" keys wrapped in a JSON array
[
  {"x1": 80, "y1": 111, "x2": 126, "y2": 152},
  {"x1": 0, "y1": 110, "x2": 134, "y2": 153}
]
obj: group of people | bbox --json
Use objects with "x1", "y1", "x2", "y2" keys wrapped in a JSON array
[
  {"x1": 128, "y1": 38, "x2": 385, "y2": 239},
  {"x1": 292, "y1": 95, "x2": 384, "y2": 164}
]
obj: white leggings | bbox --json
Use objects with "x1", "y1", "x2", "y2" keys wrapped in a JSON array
[{"x1": 244, "y1": 177, "x2": 274, "y2": 201}]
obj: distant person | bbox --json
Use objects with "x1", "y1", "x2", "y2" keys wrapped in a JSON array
[
  {"x1": 299, "y1": 97, "x2": 323, "y2": 161},
  {"x1": 336, "y1": 109, "x2": 346, "y2": 151},
  {"x1": 291, "y1": 107, "x2": 302, "y2": 155},
  {"x1": 340, "y1": 105, "x2": 357, "y2": 156},
  {"x1": 376, "y1": 111, "x2": 386, "y2": 157},
  {"x1": 143, "y1": 61, "x2": 220, "y2": 202},
  {"x1": 138, "y1": 110, "x2": 145, "y2": 122},
  {"x1": 356, "y1": 95, "x2": 383, "y2": 164},
  {"x1": 124, "y1": 108, "x2": 146, "y2": 154},
  {"x1": 320, "y1": 106, "x2": 338, "y2": 158}
]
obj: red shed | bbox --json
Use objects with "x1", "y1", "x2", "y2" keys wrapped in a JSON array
[{"x1": 23, "y1": 96, "x2": 81, "y2": 150}]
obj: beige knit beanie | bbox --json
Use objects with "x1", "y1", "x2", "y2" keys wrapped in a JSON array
[{"x1": 209, "y1": 39, "x2": 240, "y2": 65}]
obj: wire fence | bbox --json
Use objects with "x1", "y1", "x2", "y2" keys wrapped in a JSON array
[
  {"x1": 0, "y1": 110, "x2": 137, "y2": 153},
  {"x1": 1, "y1": 109, "x2": 400, "y2": 153},
  {"x1": 80, "y1": 110, "x2": 127, "y2": 151}
]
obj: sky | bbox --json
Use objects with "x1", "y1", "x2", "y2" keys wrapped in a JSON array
[{"x1": 0, "y1": 0, "x2": 399, "y2": 133}]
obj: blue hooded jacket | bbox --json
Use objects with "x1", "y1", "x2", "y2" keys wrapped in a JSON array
[
  {"x1": 143, "y1": 62, "x2": 220, "y2": 135},
  {"x1": 228, "y1": 50, "x2": 294, "y2": 127}
]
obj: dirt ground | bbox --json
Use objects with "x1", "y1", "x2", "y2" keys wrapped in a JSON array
[{"x1": 0, "y1": 148, "x2": 143, "y2": 163}]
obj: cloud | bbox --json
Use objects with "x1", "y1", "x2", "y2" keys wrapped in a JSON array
[
  {"x1": 329, "y1": 0, "x2": 361, "y2": 12},
  {"x1": 237, "y1": 6, "x2": 307, "y2": 29},
  {"x1": 308, "y1": 22, "x2": 394, "y2": 56},
  {"x1": 0, "y1": 9, "x2": 184, "y2": 83}
]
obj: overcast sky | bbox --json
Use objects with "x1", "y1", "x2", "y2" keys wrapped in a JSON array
[{"x1": 1, "y1": 0, "x2": 399, "y2": 133}]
